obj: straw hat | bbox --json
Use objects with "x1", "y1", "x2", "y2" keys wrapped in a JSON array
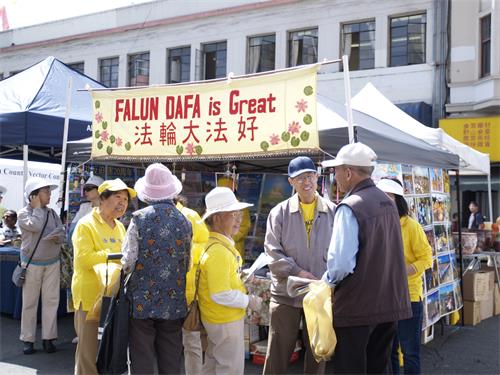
[{"x1": 202, "y1": 187, "x2": 253, "y2": 221}]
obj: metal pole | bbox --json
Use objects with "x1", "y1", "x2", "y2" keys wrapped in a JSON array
[
  {"x1": 487, "y1": 172, "x2": 493, "y2": 222},
  {"x1": 342, "y1": 55, "x2": 356, "y2": 144},
  {"x1": 23, "y1": 145, "x2": 28, "y2": 204},
  {"x1": 59, "y1": 78, "x2": 73, "y2": 217},
  {"x1": 455, "y1": 169, "x2": 464, "y2": 326}
]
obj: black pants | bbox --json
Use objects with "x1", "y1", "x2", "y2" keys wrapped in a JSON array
[
  {"x1": 332, "y1": 321, "x2": 397, "y2": 374},
  {"x1": 129, "y1": 317, "x2": 183, "y2": 375}
]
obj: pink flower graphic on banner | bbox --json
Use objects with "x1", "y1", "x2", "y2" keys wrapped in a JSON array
[
  {"x1": 288, "y1": 121, "x2": 301, "y2": 134},
  {"x1": 186, "y1": 143, "x2": 195, "y2": 155},
  {"x1": 115, "y1": 137, "x2": 123, "y2": 147},
  {"x1": 270, "y1": 134, "x2": 280, "y2": 145},
  {"x1": 295, "y1": 99, "x2": 308, "y2": 113},
  {"x1": 100, "y1": 130, "x2": 109, "y2": 142},
  {"x1": 95, "y1": 112, "x2": 103, "y2": 123}
]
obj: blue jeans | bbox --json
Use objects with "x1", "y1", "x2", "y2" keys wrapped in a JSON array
[{"x1": 391, "y1": 301, "x2": 423, "y2": 374}]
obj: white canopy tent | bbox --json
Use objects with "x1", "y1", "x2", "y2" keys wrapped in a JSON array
[{"x1": 351, "y1": 83, "x2": 493, "y2": 221}]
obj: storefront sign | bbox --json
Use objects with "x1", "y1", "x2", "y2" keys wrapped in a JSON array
[
  {"x1": 90, "y1": 66, "x2": 319, "y2": 160},
  {"x1": 439, "y1": 117, "x2": 500, "y2": 162}
]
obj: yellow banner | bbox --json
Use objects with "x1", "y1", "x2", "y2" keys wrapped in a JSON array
[
  {"x1": 439, "y1": 116, "x2": 500, "y2": 162},
  {"x1": 90, "y1": 66, "x2": 319, "y2": 161}
]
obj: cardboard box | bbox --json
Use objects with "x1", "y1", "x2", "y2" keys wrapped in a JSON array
[
  {"x1": 481, "y1": 266, "x2": 499, "y2": 283},
  {"x1": 463, "y1": 301, "x2": 481, "y2": 326},
  {"x1": 480, "y1": 294, "x2": 494, "y2": 320},
  {"x1": 494, "y1": 286, "x2": 500, "y2": 316},
  {"x1": 463, "y1": 270, "x2": 494, "y2": 301}
]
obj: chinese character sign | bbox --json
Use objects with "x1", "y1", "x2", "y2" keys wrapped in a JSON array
[{"x1": 90, "y1": 66, "x2": 319, "y2": 160}]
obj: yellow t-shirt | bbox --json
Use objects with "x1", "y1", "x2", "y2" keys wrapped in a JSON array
[
  {"x1": 176, "y1": 202, "x2": 209, "y2": 305},
  {"x1": 401, "y1": 216, "x2": 433, "y2": 302},
  {"x1": 300, "y1": 199, "x2": 317, "y2": 241},
  {"x1": 71, "y1": 208, "x2": 126, "y2": 311},
  {"x1": 198, "y1": 232, "x2": 246, "y2": 324}
]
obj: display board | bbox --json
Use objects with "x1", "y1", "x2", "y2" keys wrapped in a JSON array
[{"x1": 372, "y1": 164, "x2": 462, "y2": 329}]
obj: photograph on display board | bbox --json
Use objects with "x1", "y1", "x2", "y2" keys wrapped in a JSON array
[
  {"x1": 402, "y1": 164, "x2": 414, "y2": 195},
  {"x1": 372, "y1": 163, "x2": 402, "y2": 184},
  {"x1": 425, "y1": 261, "x2": 439, "y2": 291},
  {"x1": 432, "y1": 195, "x2": 449, "y2": 223},
  {"x1": 439, "y1": 283, "x2": 456, "y2": 316},
  {"x1": 434, "y1": 224, "x2": 449, "y2": 253},
  {"x1": 425, "y1": 228, "x2": 437, "y2": 257},
  {"x1": 443, "y1": 170, "x2": 450, "y2": 193},
  {"x1": 453, "y1": 281, "x2": 463, "y2": 309},
  {"x1": 406, "y1": 197, "x2": 417, "y2": 220},
  {"x1": 237, "y1": 174, "x2": 264, "y2": 214},
  {"x1": 413, "y1": 166, "x2": 430, "y2": 194},
  {"x1": 437, "y1": 253, "x2": 454, "y2": 284},
  {"x1": 430, "y1": 168, "x2": 443, "y2": 192},
  {"x1": 415, "y1": 197, "x2": 432, "y2": 227},
  {"x1": 425, "y1": 290, "x2": 440, "y2": 327},
  {"x1": 450, "y1": 252, "x2": 459, "y2": 280},
  {"x1": 259, "y1": 174, "x2": 293, "y2": 215}
]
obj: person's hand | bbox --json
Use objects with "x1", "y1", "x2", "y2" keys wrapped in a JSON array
[
  {"x1": 30, "y1": 194, "x2": 41, "y2": 209},
  {"x1": 406, "y1": 264, "x2": 417, "y2": 276},
  {"x1": 248, "y1": 295, "x2": 262, "y2": 311},
  {"x1": 297, "y1": 270, "x2": 318, "y2": 280}
]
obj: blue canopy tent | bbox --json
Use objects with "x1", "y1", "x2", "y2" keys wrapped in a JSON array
[{"x1": 0, "y1": 56, "x2": 104, "y2": 161}]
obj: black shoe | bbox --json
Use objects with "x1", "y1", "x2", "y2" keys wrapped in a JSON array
[
  {"x1": 42, "y1": 339, "x2": 56, "y2": 353},
  {"x1": 23, "y1": 341, "x2": 35, "y2": 355}
]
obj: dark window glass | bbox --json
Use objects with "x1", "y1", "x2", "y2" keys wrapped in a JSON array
[
  {"x1": 341, "y1": 20, "x2": 375, "y2": 71},
  {"x1": 168, "y1": 46, "x2": 191, "y2": 83},
  {"x1": 68, "y1": 62, "x2": 84, "y2": 74},
  {"x1": 390, "y1": 13, "x2": 426, "y2": 67},
  {"x1": 128, "y1": 52, "x2": 150, "y2": 86},
  {"x1": 203, "y1": 42, "x2": 227, "y2": 80},
  {"x1": 288, "y1": 28, "x2": 318, "y2": 67},
  {"x1": 247, "y1": 34, "x2": 276, "y2": 73},
  {"x1": 480, "y1": 14, "x2": 491, "y2": 77},
  {"x1": 99, "y1": 57, "x2": 119, "y2": 88}
]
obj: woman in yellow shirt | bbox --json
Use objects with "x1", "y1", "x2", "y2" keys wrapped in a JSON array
[
  {"x1": 377, "y1": 178, "x2": 432, "y2": 375},
  {"x1": 71, "y1": 179, "x2": 136, "y2": 375},
  {"x1": 198, "y1": 187, "x2": 261, "y2": 375}
]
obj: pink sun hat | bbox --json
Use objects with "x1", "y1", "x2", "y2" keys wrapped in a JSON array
[{"x1": 134, "y1": 163, "x2": 182, "y2": 203}]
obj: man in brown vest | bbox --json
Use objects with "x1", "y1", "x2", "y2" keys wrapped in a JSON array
[{"x1": 322, "y1": 143, "x2": 411, "y2": 374}]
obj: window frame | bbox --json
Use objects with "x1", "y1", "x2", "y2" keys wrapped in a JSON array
[
  {"x1": 99, "y1": 56, "x2": 120, "y2": 88},
  {"x1": 202, "y1": 41, "x2": 227, "y2": 80},
  {"x1": 389, "y1": 12, "x2": 427, "y2": 67},
  {"x1": 67, "y1": 61, "x2": 85, "y2": 74},
  {"x1": 246, "y1": 33, "x2": 276, "y2": 74},
  {"x1": 340, "y1": 19, "x2": 376, "y2": 71},
  {"x1": 167, "y1": 46, "x2": 191, "y2": 83},
  {"x1": 287, "y1": 27, "x2": 319, "y2": 68},
  {"x1": 128, "y1": 52, "x2": 150, "y2": 87},
  {"x1": 480, "y1": 14, "x2": 491, "y2": 78}
]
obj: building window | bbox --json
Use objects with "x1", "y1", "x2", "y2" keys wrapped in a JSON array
[
  {"x1": 341, "y1": 20, "x2": 375, "y2": 70},
  {"x1": 480, "y1": 14, "x2": 491, "y2": 77},
  {"x1": 167, "y1": 46, "x2": 191, "y2": 83},
  {"x1": 128, "y1": 52, "x2": 150, "y2": 86},
  {"x1": 203, "y1": 42, "x2": 227, "y2": 80},
  {"x1": 247, "y1": 34, "x2": 275, "y2": 74},
  {"x1": 68, "y1": 62, "x2": 84, "y2": 74},
  {"x1": 390, "y1": 13, "x2": 426, "y2": 67},
  {"x1": 99, "y1": 57, "x2": 119, "y2": 88},
  {"x1": 288, "y1": 28, "x2": 318, "y2": 67}
]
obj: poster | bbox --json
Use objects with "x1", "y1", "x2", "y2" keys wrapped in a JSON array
[
  {"x1": 425, "y1": 262, "x2": 439, "y2": 291},
  {"x1": 415, "y1": 197, "x2": 432, "y2": 227},
  {"x1": 425, "y1": 228, "x2": 437, "y2": 257},
  {"x1": 439, "y1": 283, "x2": 456, "y2": 316},
  {"x1": 406, "y1": 197, "x2": 417, "y2": 220},
  {"x1": 259, "y1": 174, "x2": 293, "y2": 215},
  {"x1": 432, "y1": 195, "x2": 449, "y2": 222},
  {"x1": 402, "y1": 164, "x2": 414, "y2": 195},
  {"x1": 372, "y1": 163, "x2": 402, "y2": 184},
  {"x1": 425, "y1": 290, "x2": 440, "y2": 327},
  {"x1": 430, "y1": 168, "x2": 443, "y2": 192},
  {"x1": 437, "y1": 253, "x2": 453, "y2": 284},
  {"x1": 413, "y1": 166, "x2": 430, "y2": 194},
  {"x1": 434, "y1": 225, "x2": 449, "y2": 254}
]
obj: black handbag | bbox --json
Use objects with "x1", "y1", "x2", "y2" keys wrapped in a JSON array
[
  {"x1": 11, "y1": 211, "x2": 49, "y2": 287},
  {"x1": 96, "y1": 270, "x2": 130, "y2": 375}
]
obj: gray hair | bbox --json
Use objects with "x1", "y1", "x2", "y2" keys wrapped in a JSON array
[{"x1": 345, "y1": 165, "x2": 374, "y2": 176}]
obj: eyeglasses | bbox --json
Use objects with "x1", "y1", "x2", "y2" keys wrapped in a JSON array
[
  {"x1": 294, "y1": 173, "x2": 318, "y2": 184},
  {"x1": 83, "y1": 186, "x2": 97, "y2": 192}
]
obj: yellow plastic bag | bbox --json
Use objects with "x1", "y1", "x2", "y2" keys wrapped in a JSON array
[
  {"x1": 302, "y1": 280, "x2": 336, "y2": 362},
  {"x1": 86, "y1": 262, "x2": 122, "y2": 321}
]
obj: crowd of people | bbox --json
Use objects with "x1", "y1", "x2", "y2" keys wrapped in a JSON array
[{"x1": 2, "y1": 141, "x2": 486, "y2": 374}]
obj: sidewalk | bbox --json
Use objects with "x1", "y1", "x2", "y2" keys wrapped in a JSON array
[{"x1": 1, "y1": 314, "x2": 498, "y2": 374}]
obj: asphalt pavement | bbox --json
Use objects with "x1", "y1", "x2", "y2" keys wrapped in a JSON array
[{"x1": 0, "y1": 313, "x2": 498, "y2": 374}]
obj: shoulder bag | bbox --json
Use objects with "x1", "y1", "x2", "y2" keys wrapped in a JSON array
[{"x1": 11, "y1": 210, "x2": 49, "y2": 287}]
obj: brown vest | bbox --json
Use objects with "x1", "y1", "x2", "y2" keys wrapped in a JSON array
[{"x1": 333, "y1": 178, "x2": 411, "y2": 327}]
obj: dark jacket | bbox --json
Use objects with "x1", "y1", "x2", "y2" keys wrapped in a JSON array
[{"x1": 333, "y1": 178, "x2": 412, "y2": 327}]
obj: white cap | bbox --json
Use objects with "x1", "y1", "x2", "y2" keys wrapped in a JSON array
[
  {"x1": 24, "y1": 177, "x2": 57, "y2": 202},
  {"x1": 202, "y1": 187, "x2": 253, "y2": 221},
  {"x1": 377, "y1": 179, "x2": 404, "y2": 197},
  {"x1": 84, "y1": 174, "x2": 104, "y2": 188},
  {"x1": 322, "y1": 142, "x2": 377, "y2": 168}
]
